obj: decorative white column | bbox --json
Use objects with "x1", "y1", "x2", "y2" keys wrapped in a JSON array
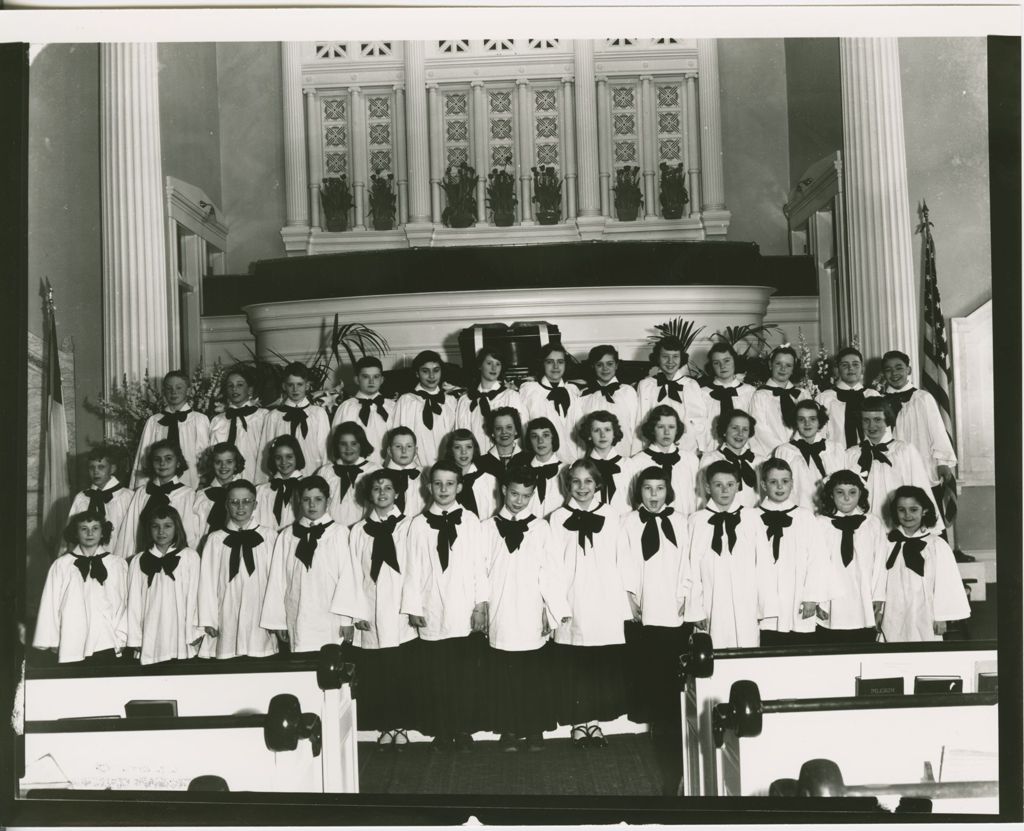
[
  {"x1": 561, "y1": 76, "x2": 578, "y2": 220},
  {"x1": 403, "y1": 41, "x2": 433, "y2": 244},
  {"x1": 696, "y1": 39, "x2": 730, "y2": 235},
  {"x1": 471, "y1": 80, "x2": 488, "y2": 224},
  {"x1": 305, "y1": 89, "x2": 322, "y2": 231},
  {"x1": 427, "y1": 83, "x2": 443, "y2": 225},
  {"x1": 100, "y1": 44, "x2": 171, "y2": 391},
  {"x1": 349, "y1": 86, "x2": 367, "y2": 230},
  {"x1": 280, "y1": 43, "x2": 309, "y2": 254},
  {"x1": 596, "y1": 75, "x2": 611, "y2": 217},
  {"x1": 639, "y1": 74, "x2": 658, "y2": 220},
  {"x1": 573, "y1": 40, "x2": 603, "y2": 237},
  {"x1": 840, "y1": 38, "x2": 918, "y2": 360},
  {"x1": 515, "y1": 80, "x2": 534, "y2": 224},
  {"x1": 394, "y1": 84, "x2": 409, "y2": 225},
  {"x1": 684, "y1": 73, "x2": 703, "y2": 217}
]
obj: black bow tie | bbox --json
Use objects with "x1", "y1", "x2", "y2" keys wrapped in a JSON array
[
  {"x1": 333, "y1": 461, "x2": 367, "y2": 500},
  {"x1": 292, "y1": 521, "x2": 333, "y2": 570},
  {"x1": 456, "y1": 470, "x2": 484, "y2": 515},
  {"x1": 542, "y1": 382, "x2": 570, "y2": 417},
  {"x1": 760, "y1": 507, "x2": 795, "y2": 562},
  {"x1": 563, "y1": 507, "x2": 605, "y2": 551},
  {"x1": 533, "y1": 461, "x2": 560, "y2": 504},
  {"x1": 885, "y1": 388, "x2": 916, "y2": 420},
  {"x1": 857, "y1": 440, "x2": 892, "y2": 474},
  {"x1": 764, "y1": 385, "x2": 801, "y2": 426},
  {"x1": 495, "y1": 514, "x2": 533, "y2": 553},
  {"x1": 71, "y1": 552, "x2": 109, "y2": 585},
  {"x1": 391, "y1": 468, "x2": 419, "y2": 512},
  {"x1": 793, "y1": 438, "x2": 827, "y2": 477},
  {"x1": 425, "y1": 509, "x2": 463, "y2": 571},
  {"x1": 886, "y1": 530, "x2": 927, "y2": 577},
  {"x1": 280, "y1": 405, "x2": 310, "y2": 439},
  {"x1": 638, "y1": 506, "x2": 676, "y2": 560},
  {"x1": 223, "y1": 527, "x2": 263, "y2": 581},
  {"x1": 831, "y1": 514, "x2": 867, "y2": 567},
  {"x1": 834, "y1": 388, "x2": 867, "y2": 447},
  {"x1": 269, "y1": 477, "x2": 301, "y2": 524},
  {"x1": 707, "y1": 509, "x2": 741, "y2": 555},
  {"x1": 83, "y1": 484, "x2": 123, "y2": 518},
  {"x1": 357, "y1": 395, "x2": 389, "y2": 426},
  {"x1": 415, "y1": 390, "x2": 446, "y2": 430},
  {"x1": 203, "y1": 486, "x2": 229, "y2": 532},
  {"x1": 158, "y1": 410, "x2": 189, "y2": 448},
  {"x1": 139, "y1": 548, "x2": 182, "y2": 587},
  {"x1": 224, "y1": 404, "x2": 258, "y2": 445},
  {"x1": 145, "y1": 480, "x2": 183, "y2": 511},
  {"x1": 364, "y1": 515, "x2": 402, "y2": 582},
  {"x1": 721, "y1": 446, "x2": 757, "y2": 490},
  {"x1": 655, "y1": 373, "x2": 684, "y2": 403},
  {"x1": 708, "y1": 385, "x2": 739, "y2": 421},
  {"x1": 589, "y1": 456, "x2": 622, "y2": 503},
  {"x1": 468, "y1": 386, "x2": 505, "y2": 418},
  {"x1": 645, "y1": 448, "x2": 680, "y2": 470},
  {"x1": 584, "y1": 381, "x2": 620, "y2": 403}
]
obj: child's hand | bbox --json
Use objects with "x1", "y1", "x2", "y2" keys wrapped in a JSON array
[
  {"x1": 354, "y1": 620, "x2": 370, "y2": 631},
  {"x1": 340, "y1": 625, "x2": 355, "y2": 643},
  {"x1": 541, "y1": 609, "x2": 551, "y2": 637},
  {"x1": 872, "y1": 601, "x2": 884, "y2": 629},
  {"x1": 190, "y1": 635, "x2": 204, "y2": 648},
  {"x1": 628, "y1": 594, "x2": 642, "y2": 622},
  {"x1": 815, "y1": 605, "x2": 830, "y2": 621},
  {"x1": 933, "y1": 620, "x2": 947, "y2": 636},
  {"x1": 694, "y1": 619, "x2": 709, "y2": 632},
  {"x1": 130, "y1": 648, "x2": 141, "y2": 660},
  {"x1": 408, "y1": 615, "x2": 427, "y2": 628},
  {"x1": 560, "y1": 616, "x2": 571, "y2": 625},
  {"x1": 204, "y1": 626, "x2": 219, "y2": 638},
  {"x1": 276, "y1": 630, "x2": 290, "y2": 642},
  {"x1": 799, "y1": 602, "x2": 818, "y2": 619}
]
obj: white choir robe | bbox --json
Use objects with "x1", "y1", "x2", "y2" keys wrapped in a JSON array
[
  {"x1": 114, "y1": 479, "x2": 200, "y2": 560},
  {"x1": 699, "y1": 379, "x2": 757, "y2": 453},
  {"x1": 254, "y1": 471, "x2": 304, "y2": 533},
  {"x1": 481, "y1": 508, "x2": 572, "y2": 651},
  {"x1": 131, "y1": 406, "x2": 212, "y2": 491},
  {"x1": 191, "y1": 476, "x2": 242, "y2": 544},
  {"x1": 400, "y1": 505, "x2": 488, "y2": 641},
  {"x1": 454, "y1": 383, "x2": 527, "y2": 454},
  {"x1": 318, "y1": 457, "x2": 380, "y2": 528},
  {"x1": 384, "y1": 460, "x2": 426, "y2": 518},
  {"x1": 881, "y1": 530, "x2": 970, "y2": 642},
  {"x1": 749, "y1": 381, "x2": 800, "y2": 458},
  {"x1": 33, "y1": 546, "x2": 129, "y2": 662},
  {"x1": 126, "y1": 545, "x2": 204, "y2": 665},
  {"x1": 549, "y1": 501, "x2": 631, "y2": 646},
  {"x1": 698, "y1": 444, "x2": 767, "y2": 510},
  {"x1": 885, "y1": 384, "x2": 958, "y2": 487},
  {"x1": 198, "y1": 519, "x2": 278, "y2": 659},
  {"x1": 628, "y1": 444, "x2": 701, "y2": 518},
  {"x1": 260, "y1": 517, "x2": 356, "y2": 653},
  {"x1": 635, "y1": 371, "x2": 707, "y2": 455},
  {"x1": 518, "y1": 455, "x2": 566, "y2": 519},
  {"x1": 66, "y1": 478, "x2": 134, "y2": 558},
  {"x1": 816, "y1": 383, "x2": 882, "y2": 448},
  {"x1": 331, "y1": 508, "x2": 417, "y2": 649},
  {"x1": 753, "y1": 500, "x2": 832, "y2": 634},
  {"x1": 209, "y1": 401, "x2": 270, "y2": 484},
  {"x1": 817, "y1": 510, "x2": 889, "y2": 631},
  {"x1": 519, "y1": 380, "x2": 584, "y2": 463},
  {"x1": 585, "y1": 448, "x2": 634, "y2": 517},
  {"x1": 389, "y1": 386, "x2": 457, "y2": 468},
  {"x1": 259, "y1": 399, "x2": 331, "y2": 476},
  {"x1": 771, "y1": 432, "x2": 848, "y2": 512},
  {"x1": 456, "y1": 465, "x2": 499, "y2": 520},
  {"x1": 580, "y1": 380, "x2": 640, "y2": 458},
  {"x1": 618, "y1": 508, "x2": 691, "y2": 627},
  {"x1": 841, "y1": 431, "x2": 936, "y2": 529},
  {"x1": 332, "y1": 394, "x2": 396, "y2": 461},
  {"x1": 684, "y1": 504, "x2": 778, "y2": 649}
]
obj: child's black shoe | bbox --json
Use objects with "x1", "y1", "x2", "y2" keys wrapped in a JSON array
[
  {"x1": 454, "y1": 732, "x2": 474, "y2": 752},
  {"x1": 499, "y1": 733, "x2": 519, "y2": 752},
  {"x1": 525, "y1": 733, "x2": 545, "y2": 752}
]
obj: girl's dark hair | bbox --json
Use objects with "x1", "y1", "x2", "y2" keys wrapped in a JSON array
[
  {"x1": 821, "y1": 469, "x2": 870, "y2": 516},
  {"x1": 525, "y1": 417, "x2": 560, "y2": 453},
  {"x1": 705, "y1": 342, "x2": 741, "y2": 377},
  {"x1": 632, "y1": 465, "x2": 676, "y2": 506},
  {"x1": 475, "y1": 347, "x2": 507, "y2": 369},
  {"x1": 890, "y1": 485, "x2": 939, "y2": 529},
  {"x1": 788, "y1": 399, "x2": 829, "y2": 431},
  {"x1": 63, "y1": 510, "x2": 113, "y2": 547},
  {"x1": 441, "y1": 428, "x2": 482, "y2": 464},
  {"x1": 567, "y1": 457, "x2": 604, "y2": 492},
  {"x1": 363, "y1": 467, "x2": 407, "y2": 495},
  {"x1": 860, "y1": 398, "x2": 897, "y2": 428},
  {"x1": 331, "y1": 421, "x2": 373, "y2": 460},
  {"x1": 581, "y1": 409, "x2": 624, "y2": 449},
  {"x1": 141, "y1": 504, "x2": 189, "y2": 552},
  {"x1": 147, "y1": 439, "x2": 188, "y2": 477},
  {"x1": 768, "y1": 345, "x2": 803, "y2": 383},
  {"x1": 587, "y1": 344, "x2": 618, "y2": 366},
  {"x1": 715, "y1": 409, "x2": 757, "y2": 442},
  {"x1": 536, "y1": 342, "x2": 568, "y2": 377},
  {"x1": 269, "y1": 434, "x2": 307, "y2": 472},
  {"x1": 487, "y1": 406, "x2": 523, "y2": 440},
  {"x1": 882, "y1": 350, "x2": 912, "y2": 367},
  {"x1": 640, "y1": 404, "x2": 684, "y2": 444},
  {"x1": 650, "y1": 336, "x2": 687, "y2": 365},
  {"x1": 208, "y1": 441, "x2": 245, "y2": 475}
]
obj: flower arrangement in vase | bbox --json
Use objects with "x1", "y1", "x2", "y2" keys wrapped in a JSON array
[
  {"x1": 486, "y1": 159, "x2": 517, "y2": 227},
  {"x1": 613, "y1": 165, "x2": 643, "y2": 221},
  {"x1": 319, "y1": 175, "x2": 354, "y2": 232},
  {"x1": 659, "y1": 162, "x2": 689, "y2": 219},
  {"x1": 441, "y1": 162, "x2": 479, "y2": 228},
  {"x1": 368, "y1": 171, "x2": 397, "y2": 231},
  {"x1": 531, "y1": 165, "x2": 562, "y2": 225}
]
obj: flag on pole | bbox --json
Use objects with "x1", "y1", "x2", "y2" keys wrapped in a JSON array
[
  {"x1": 916, "y1": 202, "x2": 957, "y2": 524},
  {"x1": 41, "y1": 283, "x2": 70, "y2": 550}
]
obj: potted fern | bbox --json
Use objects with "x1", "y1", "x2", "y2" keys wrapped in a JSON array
[
  {"x1": 613, "y1": 165, "x2": 643, "y2": 221},
  {"x1": 531, "y1": 165, "x2": 562, "y2": 225},
  {"x1": 441, "y1": 162, "x2": 479, "y2": 228},
  {"x1": 486, "y1": 160, "x2": 518, "y2": 227},
  {"x1": 368, "y1": 171, "x2": 397, "y2": 231},
  {"x1": 320, "y1": 175, "x2": 354, "y2": 232},
  {"x1": 659, "y1": 162, "x2": 689, "y2": 219}
]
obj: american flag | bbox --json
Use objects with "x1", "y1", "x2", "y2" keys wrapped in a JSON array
[{"x1": 917, "y1": 202, "x2": 957, "y2": 523}]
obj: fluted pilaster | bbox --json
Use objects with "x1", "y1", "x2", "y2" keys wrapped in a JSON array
[
  {"x1": 403, "y1": 42, "x2": 431, "y2": 225},
  {"x1": 696, "y1": 40, "x2": 725, "y2": 211},
  {"x1": 596, "y1": 76, "x2": 611, "y2": 217},
  {"x1": 349, "y1": 86, "x2": 367, "y2": 230},
  {"x1": 281, "y1": 43, "x2": 308, "y2": 228},
  {"x1": 684, "y1": 73, "x2": 702, "y2": 217}
]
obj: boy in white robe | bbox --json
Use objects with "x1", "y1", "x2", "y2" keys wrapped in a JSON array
[
  {"x1": 126, "y1": 505, "x2": 203, "y2": 665},
  {"x1": 519, "y1": 343, "x2": 583, "y2": 464},
  {"x1": 198, "y1": 480, "x2": 278, "y2": 659},
  {"x1": 260, "y1": 475, "x2": 356, "y2": 654},
  {"x1": 131, "y1": 370, "x2": 212, "y2": 491},
  {"x1": 512, "y1": 418, "x2": 566, "y2": 519},
  {"x1": 442, "y1": 429, "x2": 499, "y2": 520},
  {"x1": 191, "y1": 442, "x2": 244, "y2": 546},
  {"x1": 815, "y1": 347, "x2": 881, "y2": 448},
  {"x1": 318, "y1": 422, "x2": 380, "y2": 528},
  {"x1": 698, "y1": 343, "x2": 757, "y2": 454},
  {"x1": 382, "y1": 427, "x2": 426, "y2": 517},
  {"x1": 581, "y1": 410, "x2": 633, "y2": 517},
  {"x1": 259, "y1": 361, "x2": 331, "y2": 477},
  {"x1": 454, "y1": 348, "x2": 527, "y2": 455},
  {"x1": 579, "y1": 345, "x2": 639, "y2": 458},
  {"x1": 749, "y1": 345, "x2": 802, "y2": 458},
  {"x1": 389, "y1": 350, "x2": 457, "y2": 468},
  {"x1": 402, "y1": 462, "x2": 489, "y2": 750},
  {"x1": 34, "y1": 510, "x2": 128, "y2": 664},
  {"x1": 879, "y1": 486, "x2": 970, "y2": 642},
  {"x1": 332, "y1": 356, "x2": 395, "y2": 461},
  {"x1": 771, "y1": 400, "x2": 847, "y2": 512},
  {"x1": 254, "y1": 435, "x2": 305, "y2": 532},
  {"x1": 699, "y1": 410, "x2": 766, "y2": 510},
  {"x1": 630, "y1": 404, "x2": 701, "y2": 518},
  {"x1": 65, "y1": 445, "x2": 133, "y2": 559},
  {"x1": 209, "y1": 366, "x2": 269, "y2": 485},
  {"x1": 685, "y1": 461, "x2": 778, "y2": 649},
  {"x1": 635, "y1": 335, "x2": 707, "y2": 455}
]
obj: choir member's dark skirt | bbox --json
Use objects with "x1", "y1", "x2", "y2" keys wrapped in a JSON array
[
  {"x1": 815, "y1": 625, "x2": 879, "y2": 644},
  {"x1": 624, "y1": 621, "x2": 693, "y2": 725},
  {"x1": 484, "y1": 641, "x2": 559, "y2": 737},
  {"x1": 347, "y1": 638, "x2": 419, "y2": 732},
  {"x1": 409, "y1": 633, "x2": 489, "y2": 737},
  {"x1": 550, "y1": 642, "x2": 629, "y2": 726}
]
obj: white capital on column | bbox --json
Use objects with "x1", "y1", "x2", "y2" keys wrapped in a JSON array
[
  {"x1": 403, "y1": 41, "x2": 431, "y2": 226},
  {"x1": 573, "y1": 40, "x2": 601, "y2": 218},
  {"x1": 101, "y1": 43, "x2": 170, "y2": 389},
  {"x1": 281, "y1": 43, "x2": 309, "y2": 228},
  {"x1": 840, "y1": 38, "x2": 918, "y2": 360}
]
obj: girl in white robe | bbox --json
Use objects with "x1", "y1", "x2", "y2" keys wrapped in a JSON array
[
  {"x1": 580, "y1": 410, "x2": 633, "y2": 517},
  {"x1": 388, "y1": 350, "x2": 457, "y2": 468},
  {"x1": 34, "y1": 511, "x2": 128, "y2": 664},
  {"x1": 513, "y1": 417, "x2": 567, "y2": 519},
  {"x1": 771, "y1": 400, "x2": 847, "y2": 512},
  {"x1": 699, "y1": 410, "x2": 766, "y2": 510},
  {"x1": 749, "y1": 345, "x2": 802, "y2": 458},
  {"x1": 331, "y1": 356, "x2": 395, "y2": 462},
  {"x1": 454, "y1": 348, "x2": 527, "y2": 455},
  {"x1": 198, "y1": 480, "x2": 278, "y2": 659},
  {"x1": 630, "y1": 404, "x2": 701, "y2": 518},
  {"x1": 382, "y1": 427, "x2": 426, "y2": 518},
  {"x1": 191, "y1": 442, "x2": 244, "y2": 548},
  {"x1": 259, "y1": 362, "x2": 331, "y2": 477},
  {"x1": 126, "y1": 505, "x2": 203, "y2": 665},
  {"x1": 209, "y1": 366, "x2": 270, "y2": 485},
  {"x1": 879, "y1": 487, "x2": 970, "y2": 643},
  {"x1": 635, "y1": 336, "x2": 707, "y2": 456},
  {"x1": 254, "y1": 435, "x2": 305, "y2": 533},
  {"x1": 698, "y1": 343, "x2": 757, "y2": 454},
  {"x1": 518, "y1": 343, "x2": 584, "y2": 464},
  {"x1": 318, "y1": 421, "x2": 380, "y2": 528},
  {"x1": 441, "y1": 428, "x2": 499, "y2": 520},
  {"x1": 579, "y1": 345, "x2": 639, "y2": 458}
]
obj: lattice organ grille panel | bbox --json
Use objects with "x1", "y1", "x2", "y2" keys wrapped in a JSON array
[
  {"x1": 610, "y1": 83, "x2": 639, "y2": 165},
  {"x1": 533, "y1": 87, "x2": 560, "y2": 169},
  {"x1": 443, "y1": 90, "x2": 471, "y2": 169},
  {"x1": 365, "y1": 92, "x2": 395, "y2": 177},
  {"x1": 656, "y1": 81, "x2": 685, "y2": 166},
  {"x1": 321, "y1": 96, "x2": 350, "y2": 176},
  {"x1": 487, "y1": 88, "x2": 515, "y2": 171}
]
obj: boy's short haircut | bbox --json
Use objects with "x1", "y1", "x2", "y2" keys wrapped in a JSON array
[
  {"x1": 761, "y1": 457, "x2": 793, "y2": 480},
  {"x1": 525, "y1": 417, "x2": 560, "y2": 453},
  {"x1": 412, "y1": 350, "x2": 443, "y2": 373},
  {"x1": 63, "y1": 510, "x2": 114, "y2": 547},
  {"x1": 225, "y1": 479, "x2": 258, "y2": 498},
  {"x1": 882, "y1": 350, "x2": 912, "y2": 367},
  {"x1": 86, "y1": 445, "x2": 118, "y2": 465},
  {"x1": 715, "y1": 409, "x2": 757, "y2": 441},
  {"x1": 221, "y1": 365, "x2": 255, "y2": 392},
  {"x1": 298, "y1": 475, "x2": 331, "y2": 499},
  {"x1": 631, "y1": 465, "x2": 676, "y2": 506},
  {"x1": 430, "y1": 459, "x2": 463, "y2": 484},
  {"x1": 704, "y1": 459, "x2": 740, "y2": 483},
  {"x1": 835, "y1": 347, "x2": 864, "y2": 364},
  {"x1": 354, "y1": 355, "x2": 384, "y2": 374},
  {"x1": 567, "y1": 457, "x2": 604, "y2": 491},
  {"x1": 163, "y1": 369, "x2": 190, "y2": 385},
  {"x1": 209, "y1": 441, "x2": 245, "y2": 473},
  {"x1": 538, "y1": 342, "x2": 567, "y2": 363},
  {"x1": 147, "y1": 439, "x2": 188, "y2": 476},
  {"x1": 282, "y1": 361, "x2": 312, "y2": 382},
  {"x1": 860, "y1": 397, "x2": 896, "y2": 427},
  {"x1": 651, "y1": 335, "x2": 687, "y2": 364},
  {"x1": 821, "y1": 470, "x2": 871, "y2": 515},
  {"x1": 890, "y1": 485, "x2": 938, "y2": 528},
  {"x1": 385, "y1": 425, "x2": 417, "y2": 446},
  {"x1": 270, "y1": 434, "x2": 307, "y2": 471},
  {"x1": 487, "y1": 406, "x2": 523, "y2": 438},
  {"x1": 331, "y1": 421, "x2": 373, "y2": 460},
  {"x1": 580, "y1": 409, "x2": 624, "y2": 448},
  {"x1": 503, "y1": 465, "x2": 538, "y2": 490},
  {"x1": 587, "y1": 344, "x2": 618, "y2": 365},
  {"x1": 640, "y1": 404, "x2": 684, "y2": 444}
]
